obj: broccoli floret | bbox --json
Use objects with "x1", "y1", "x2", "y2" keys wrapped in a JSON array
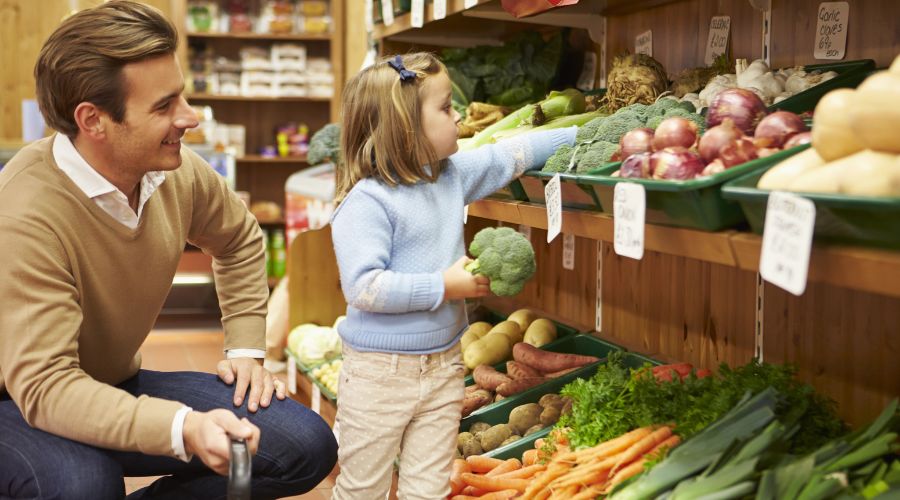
[
  {"x1": 542, "y1": 144, "x2": 576, "y2": 173},
  {"x1": 576, "y1": 116, "x2": 606, "y2": 143},
  {"x1": 646, "y1": 97, "x2": 680, "y2": 118},
  {"x1": 646, "y1": 114, "x2": 665, "y2": 130},
  {"x1": 675, "y1": 100, "x2": 697, "y2": 114},
  {"x1": 618, "y1": 103, "x2": 649, "y2": 122},
  {"x1": 592, "y1": 114, "x2": 644, "y2": 144},
  {"x1": 575, "y1": 141, "x2": 619, "y2": 173},
  {"x1": 465, "y1": 227, "x2": 536, "y2": 296},
  {"x1": 307, "y1": 123, "x2": 341, "y2": 166}
]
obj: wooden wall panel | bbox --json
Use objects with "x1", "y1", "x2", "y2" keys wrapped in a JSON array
[
  {"x1": 600, "y1": 243, "x2": 758, "y2": 367},
  {"x1": 763, "y1": 282, "x2": 900, "y2": 427},
  {"x1": 287, "y1": 225, "x2": 347, "y2": 328}
]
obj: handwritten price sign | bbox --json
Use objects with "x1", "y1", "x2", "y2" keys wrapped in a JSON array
[
  {"x1": 613, "y1": 183, "x2": 645, "y2": 260},
  {"x1": 705, "y1": 16, "x2": 731, "y2": 65},
  {"x1": 814, "y1": 2, "x2": 849, "y2": 59},
  {"x1": 760, "y1": 192, "x2": 816, "y2": 296}
]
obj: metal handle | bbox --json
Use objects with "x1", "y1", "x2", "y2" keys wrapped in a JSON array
[{"x1": 227, "y1": 438, "x2": 251, "y2": 500}]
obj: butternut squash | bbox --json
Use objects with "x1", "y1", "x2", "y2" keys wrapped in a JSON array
[
  {"x1": 757, "y1": 147, "x2": 826, "y2": 190},
  {"x1": 811, "y1": 89, "x2": 865, "y2": 161},
  {"x1": 848, "y1": 72, "x2": 900, "y2": 154}
]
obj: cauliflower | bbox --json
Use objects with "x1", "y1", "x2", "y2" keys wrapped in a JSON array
[
  {"x1": 307, "y1": 123, "x2": 341, "y2": 166},
  {"x1": 576, "y1": 141, "x2": 619, "y2": 173},
  {"x1": 465, "y1": 227, "x2": 536, "y2": 296}
]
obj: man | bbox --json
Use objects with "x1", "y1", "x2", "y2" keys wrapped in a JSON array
[{"x1": 0, "y1": 2, "x2": 337, "y2": 498}]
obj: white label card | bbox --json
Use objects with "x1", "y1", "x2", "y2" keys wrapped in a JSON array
[
  {"x1": 465, "y1": 0, "x2": 479, "y2": 8},
  {"x1": 760, "y1": 191, "x2": 816, "y2": 296},
  {"x1": 463, "y1": 204, "x2": 469, "y2": 224},
  {"x1": 433, "y1": 0, "x2": 447, "y2": 20},
  {"x1": 382, "y1": 0, "x2": 395, "y2": 26},
  {"x1": 411, "y1": 0, "x2": 425, "y2": 27},
  {"x1": 563, "y1": 234, "x2": 576, "y2": 270},
  {"x1": 814, "y1": 2, "x2": 849, "y2": 59},
  {"x1": 311, "y1": 383, "x2": 321, "y2": 413},
  {"x1": 613, "y1": 183, "x2": 645, "y2": 260},
  {"x1": 518, "y1": 224, "x2": 532, "y2": 241},
  {"x1": 545, "y1": 174, "x2": 563, "y2": 243},
  {"x1": 635, "y1": 30, "x2": 652, "y2": 57},
  {"x1": 577, "y1": 52, "x2": 597, "y2": 90},
  {"x1": 705, "y1": 16, "x2": 731, "y2": 65},
  {"x1": 365, "y1": 0, "x2": 374, "y2": 32}
]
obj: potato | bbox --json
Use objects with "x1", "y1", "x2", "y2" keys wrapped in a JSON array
[
  {"x1": 469, "y1": 422, "x2": 491, "y2": 435},
  {"x1": 507, "y1": 308, "x2": 539, "y2": 332},
  {"x1": 462, "y1": 438, "x2": 484, "y2": 457},
  {"x1": 538, "y1": 393, "x2": 565, "y2": 410},
  {"x1": 500, "y1": 435, "x2": 522, "y2": 447},
  {"x1": 525, "y1": 424, "x2": 544, "y2": 436},
  {"x1": 495, "y1": 393, "x2": 505, "y2": 403},
  {"x1": 457, "y1": 432, "x2": 476, "y2": 453},
  {"x1": 757, "y1": 148, "x2": 826, "y2": 190},
  {"x1": 490, "y1": 321, "x2": 523, "y2": 345},
  {"x1": 508, "y1": 403, "x2": 543, "y2": 434},
  {"x1": 523, "y1": 318, "x2": 558, "y2": 347},
  {"x1": 540, "y1": 405, "x2": 561, "y2": 427},
  {"x1": 463, "y1": 333, "x2": 512, "y2": 370},
  {"x1": 481, "y1": 424, "x2": 513, "y2": 451},
  {"x1": 461, "y1": 321, "x2": 493, "y2": 352}
]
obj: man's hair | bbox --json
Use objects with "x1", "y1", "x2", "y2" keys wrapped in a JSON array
[
  {"x1": 335, "y1": 52, "x2": 447, "y2": 203},
  {"x1": 34, "y1": 0, "x2": 179, "y2": 137}
]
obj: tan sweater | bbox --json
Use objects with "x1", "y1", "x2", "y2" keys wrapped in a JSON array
[{"x1": 0, "y1": 137, "x2": 268, "y2": 457}]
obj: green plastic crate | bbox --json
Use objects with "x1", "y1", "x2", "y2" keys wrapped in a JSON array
[
  {"x1": 284, "y1": 348, "x2": 339, "y2": 402},
  {"x1": 721, "y1": 148, "x2": 900, "y2": 250},
  {"x1": 462, "y1": 334, "x2": 626, "y2": 422},
  {"x1": 518, "y1": 169, "x2": 608, "y2": 211},
  {"x1": 577, "y1": 145, "x2": 810, "y2": 231},
  {"x1": 768, "y1": 59, "x2": 876, "y2": 113}
]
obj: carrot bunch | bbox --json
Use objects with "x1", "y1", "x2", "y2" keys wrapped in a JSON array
[
  {"x1": 519, "y1": 424, "x2": 680, "y2": 500},
  {"x1": 449, "y1": 455, "x2": 547, "y2": 499}
]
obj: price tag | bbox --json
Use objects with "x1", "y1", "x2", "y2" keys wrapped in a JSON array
[
  {"x1": 434, "y1": 0, "x2": 447, "y2": 20},
  {"x1": 595, "y1": 241, "x2": 603, "y2": 332},
  {"x1": 411, "y1": 0, "x2": 425, "y2": 27},
  {"x1": 814, "y1": 2, "x2": 849, "y2": 59},
  {"x1": 518, "y1": 224, "x2": 532, "y2": 241},
  {"x1": 365, "y1": 0, "x2": 374, "y2": 32},
  {"x1": 545, "y1": 174, "x2": 563, "y2": 243},
  {"x1": 577, "y1": 52, "x2": 597, "y2": 91},
  {"x1": 382, "y1": 0, "x2": 395, "y2": 26},
  {"x1": 760, "y1": 191, "x2": 816, "y2": 296},
  {"x1": 635, "y1": 30, "x2": 653, "y2": 57},
  {"x1": 465, "y1": 0, "x2": 478, "y2": 8},
  {"x1": 287, "y1": 359, "x2": 297, "y2": 394},
  {"x1": 613, "y1": 183, "x2": 645, "y2": 260},
  {"x1": 463, "y1": 204, "x2": 469, "y2": 224},
  {"x1": 311, "y1": 383, "x2": 321, "y2": 414},
  {"x1": 705, "y1": 16, "x2": 731, "y2": 65},
  {"x1": 563, "y1": 234, "x2": 576, "y2": 270}
]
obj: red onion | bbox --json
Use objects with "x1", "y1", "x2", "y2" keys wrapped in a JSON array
[
  {"x1": 784, "y1": 131, "x2": 812, "y2": 149},
  {"x1": 650, "y1": 147, "x2": 705, "y2": 180},
  {"x1": 619, "y1": 152, "x2": 651, "y2": 179},
  {"x1": 754, "y1": 111, "x2": 808, "y2": 148},
  {"x1": 698, "y1": 119, "x2": 744, "y2": 164},
  {"x1": 700, "y1": 159, "x2": 726, "y2": 177},
  {"x1": 651, "y1": 117, "x2": 698, "y2": 151},
  {"x1": 719, "y1": 136, "x2": 759, "y2": 167},
  {"x1": 619, "y1": 128, "x2": 655, "y2": 158},
  {"x1": 706, "y1": 88, "x2": 769, "y2": 136}
]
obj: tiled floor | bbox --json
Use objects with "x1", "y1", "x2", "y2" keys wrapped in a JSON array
[{"x1": 126, "y1": 320, "x2": 339, "y2": 499}]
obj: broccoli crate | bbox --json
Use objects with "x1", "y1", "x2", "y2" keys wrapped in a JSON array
[
  {"x1": 518, "y1": 170, "x2": 604, "y2": 211},
  {"x1": 722, "y1": 148, "x2": 900, "y2": 250},
  {"x1": 578, "y1": 145, "x2": 810, "y2": 232}
]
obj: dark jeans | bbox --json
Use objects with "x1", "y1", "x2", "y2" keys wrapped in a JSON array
[{"x1": 0, "y1": 370, "x2": 337, "y2": 500}]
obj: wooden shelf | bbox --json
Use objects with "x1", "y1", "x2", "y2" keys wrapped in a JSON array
[
  {"x1": 186, "y1": 93, "x2": 331, "y2": 103},
  {"x1": 468, "y1": 198, "x2": 900, "y2": 299},
  {"x1": 373, "y1": 0, "x2": 493, "y2": 40},
  {"x1": 186, "y1": 31, "x2": 331, "y2": 42},
  {"x1": 237, "y1": 154, "x2": 308, "y2": 164}
]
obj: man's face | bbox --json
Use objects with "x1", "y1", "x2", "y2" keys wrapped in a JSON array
[{"x1": 104, "y1": 54, "x2": 199, "y2": 175}]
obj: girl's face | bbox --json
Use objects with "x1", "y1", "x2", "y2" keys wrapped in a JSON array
[{"x1": 420, "y1": 71, "x2": 461, "y2": 160}]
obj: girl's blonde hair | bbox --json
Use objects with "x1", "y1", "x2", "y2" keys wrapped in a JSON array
[{"x1": 336, "y1": 52, "x2": 448, "y2": 203}]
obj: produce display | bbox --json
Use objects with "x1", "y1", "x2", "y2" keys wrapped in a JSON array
[
  {"x1": 458, "y1": 102, "x2": 511, "y2": 138},
  {"x1": 757, "y1": 60, "x2": 900, "y2": 197},
  {"x1": 458, "y1": 393, "x2": 570, "y2": 457},
  {"x1": 604, "y1": 53, "x2": 669, "y2": 112},
  {"x1": 698, "y1": 58, "x2": 838, "y2": 108},
  {"x1": 310, "y1": 358, "x2": 341, "y2": 396},
  {"x1": 465, "y1": 227, "x2": 536, "y2": 297},
  {"x1": 285, "y1": 316, "x2": 344, "y2": 367}
]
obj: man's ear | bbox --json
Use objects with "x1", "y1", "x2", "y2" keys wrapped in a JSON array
[{"x1": 73, "y1": 102, "x2": 106, "y2": 140}]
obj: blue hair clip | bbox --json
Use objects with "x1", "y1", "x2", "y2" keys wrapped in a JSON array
[{"x1": 387, "y1": 56, "x2": 417, "y2": 83}]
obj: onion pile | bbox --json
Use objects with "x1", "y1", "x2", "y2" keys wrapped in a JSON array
[{"x1": 612, "y1": 104, "x2": 807, "y2": 181}]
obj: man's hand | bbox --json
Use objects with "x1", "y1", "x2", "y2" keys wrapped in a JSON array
[
  {"x1": 183, "y1": 409, "x2": 260, "y2": 476},
  {"x1": 443, "y1": 256, "x2": 491, "y2": 301},
  {"x1": 217, "y1": 358, "x2": 287, "y2": 412}
]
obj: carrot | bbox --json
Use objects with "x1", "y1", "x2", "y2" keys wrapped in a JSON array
[
  {"x1": 507, "y1": 360, "x2": 542, "y2": 379},
  {"x1": 473, "y1": 364, "x2": 513, "y2": 391},
  {"x1": 495, "y1": 463, "x2": 546, "y2": 480},
  {"x1": 570, "y1": 485, "x2": 603, "y2": 500},
  {"x1": 466, "y1": 455, "x2": 505, "y2": 473},
  {"x1": 520, "y1": 461, "x2": 572, "y2": 500},
  {"x1": 534, "y1": 439, "x2": 545, "y2": 449},
  {"x1": 496, "y1": 377, "x2": 546, "y2": 397},
  {"x1": 574, "y1": 426, "x2": 654, "y2": 464},
  {"x1": 548, "y1": 484, "x2": 579, "y2": 499},
  {"x1": 460, "y1": 472, "x2": 529, "y2": 493},
  {"x1": 460, "y1": 485, "x2": 486, "y2": 496},
  {"x1": 450, "y1": 489, "x2": 518, "y2": 500},
  {"x1": 512, "y1": 343, "x2": 599, "y2": 373},
  {"x1": 485, "y1": 458, "x2": 521, "y2": 477},
  {"x1": 523, "y1": 448, "x2": 539, "y2": 466},
  {"x1": 451, "y1": 458, "x2": 472, "y2": 496},
  {"x1": 609, "y1": 426, "x2": 672, "y2": 475},
  {"x1": 550, "y1": 455, "x2": 616, "y2": 488},
  {"x1": 603, "y1": 434, "x2": 682, "y2": 492}
]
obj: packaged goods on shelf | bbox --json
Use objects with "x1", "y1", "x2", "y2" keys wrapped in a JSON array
[
  {"x1": 241, "y1": 71, "x2": 277, "y2": 97},
  {"x1": 186, "y1": 0, "x2": 220, "y2": 32},
  {"x1": 272, "y1": 43, "x2": 307, "y2": 71},
  {"x1": 285, "y1": 164, "x2": 336, "y2": 244},
  {"x1": 260, "y1": 0, "x2": 295, "y2": 34},
  {"x1": 298, "y1": 0, "x2": 329, "y2": 16},
  {"x1": 240, "y1": 47, "x2": 274, "y2": 71},
  {"x1": 275, "y1": 73, "x2": 308, "y2": 97},
  {"x1": 298, "y1": 16, "x2": 331, "y2": 34}
]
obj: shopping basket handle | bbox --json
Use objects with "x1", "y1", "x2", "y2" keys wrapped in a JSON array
[{"x1": 227, "y1": 437, "x2": 251, "y2": 500}]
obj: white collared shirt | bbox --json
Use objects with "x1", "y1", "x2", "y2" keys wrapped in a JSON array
[{"x1": 52, "y1": 134, "x2": 265, "y2": 461}]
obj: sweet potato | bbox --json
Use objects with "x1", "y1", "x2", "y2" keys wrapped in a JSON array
[
  {"x1": 543, "y1": 366, "x2": 580, "y2": 378},
  {"x1": 462, "y1": 389, "x2": 493, "y2": 417},
  {"x1": 507, "y1": 360, "x2": 542, "y2": 380},
  {"x1": 496, "y1": 377, "x2": 546, "y2": 397},
  {"x1": 512, "y1": 342, "x2": 600, "y2": 373},
  {"x1": 474, "y1": 364, "x2": 513, "y2": 391}
]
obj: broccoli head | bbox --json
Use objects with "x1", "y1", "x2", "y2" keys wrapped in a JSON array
[
  {"x1": 307, "y1": 123, "x2": 341, "y2": 166},
  {"x1": 617, "y1": 102, "x2": 649, "y2": 122},
  {"x1": 646, "y1": 114, "x2": 665, "y2": 130},
  {"x1": 646, "y1": 97, "x2": 681, "y2": 118},
  {"x1": 576, "y1": 116, "x2": 606, "y2": 143},
  {"x1": 542, "y1": 144, "x2": 576, "y2": 173},
  {"x1": 576, "y1": 141, "x2": 619, "y2": 173},
  {"x1": 592, "y1": 113, "x2": 644, "y2": 144},
  {"x1": 465, "y1": 227, "x2": 536, "y2": 296}
]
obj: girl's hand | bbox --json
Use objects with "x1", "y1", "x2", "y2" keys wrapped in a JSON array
[{"x1": 443, "y1": 256, "x2": 490, "y2": 301}]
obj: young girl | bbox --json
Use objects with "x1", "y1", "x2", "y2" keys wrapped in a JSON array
[{"x1": 330, "y1": 52, "x2": 576, "y2": 499}]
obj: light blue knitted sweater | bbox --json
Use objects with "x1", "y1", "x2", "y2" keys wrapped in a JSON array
[{"x1": 330, "y1": 128, "x2": 576, "y2": 354}]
